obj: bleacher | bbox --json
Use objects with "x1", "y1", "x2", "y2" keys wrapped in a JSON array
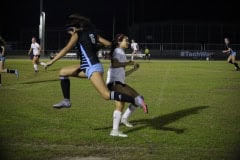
[{"x1": 64, "y1": 52, "x2": 78, "y2": 58}]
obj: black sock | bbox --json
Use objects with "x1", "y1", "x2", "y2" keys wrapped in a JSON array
[
  {"x1": 60, "y1": 76, "x2": 70, "y2": 99},
  {"x1": 110, "y1": 91, "x2": 134, "y2": 104},
  {"x1": 0, "y1": 74, "x2": 1, "y2": 84},
  {"x1": 7, "y1": 69, "x2": 15, "y2": 74},
  {"x1": 234, "y1": 63, "x2": 240, "y2": 69}
]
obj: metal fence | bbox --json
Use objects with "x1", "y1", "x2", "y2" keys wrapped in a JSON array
[
  {"x1": 128, "y1": 22, "x2": 240, "y2": 44},
  {"x1": 138, "y1": 43, "x2": 240, "y2": 52},
  {"x1": 6, "y1": 42, "x2": 240, "y2": 56}
]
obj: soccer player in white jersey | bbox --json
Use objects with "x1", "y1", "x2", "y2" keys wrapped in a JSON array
[
  {"x1": 130, "y1": 39, "x2": 139, "y2": 61},
  {"x1": 27, "y1": 37, "x2": 46, "y2": 72},
  {"x1": 106, "y1": 34, "x2": 148, "y2": 137}
]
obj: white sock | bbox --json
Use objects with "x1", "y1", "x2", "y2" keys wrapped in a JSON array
[
  {"x1": 113, "y1": 110, "x2": 122, "y2": 130},
  {"x1": 33, "y1": 64, "x2": 38, "y2": 71},
  {"x1": 122, "y1": 104, "x2": 136, "y2": 120}
]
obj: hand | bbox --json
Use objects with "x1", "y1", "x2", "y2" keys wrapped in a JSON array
[
  {"x1": 128, "y1": 60, "x2": 135, "y2": 65},
  {"x1": 134, "y1": 63, "x2": 140, "y2": 68},
  {"x1": 133, "y1": 63, "x2": 140, "y2": 70}
]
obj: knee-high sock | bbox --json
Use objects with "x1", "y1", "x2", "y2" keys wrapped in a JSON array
[
  {"x1": 60, "y1": 76, "x2": 70, "y2": 100},
  {"x1": 33, "y1": 64, "x2": 38, "y2": 71},
  {"x1": 110, "y1": 91, "x2": 134, "y2": 104},
  {"x1": 7, "y1": 69, "x2": 15, "y2": 74},
  {"x1": 122, "y1": 104, "x2": 136, "y2": 120},
  {"x1": 113, "y1": 110, "x2": 122, "y2": 130},
  {"x1": 234, "y1": 62, "x2": 240, "y2": 69}
]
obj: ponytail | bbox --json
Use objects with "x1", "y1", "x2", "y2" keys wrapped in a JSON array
[{"x1": 109, "y1": 34, "x2": 126, "y2": 58}]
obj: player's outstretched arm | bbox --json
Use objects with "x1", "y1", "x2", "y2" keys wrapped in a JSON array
[
  {"x1": 125, "y1": 63, "x2": 140, "y2": 77},
  {"x1": 222, "y1": 48, "x2": 231, "y2": 54},
  {"x1": 45, "y1": 32, "x2": 78, "y2": 69},
  {"x1": 98, "y1": 36, "x2": 111, "y2": 47}
]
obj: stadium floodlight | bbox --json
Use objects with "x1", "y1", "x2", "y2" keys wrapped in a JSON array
[
  {"x1": 39, "y1": 0, "x2": 45, "y2": 56},
  {"x1": 39, "y1": 12, "x2": 45, "y2": 55}
]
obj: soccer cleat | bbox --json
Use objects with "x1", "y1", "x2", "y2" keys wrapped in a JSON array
[
  {"x1": 43, "y1": 64, "x2": 48, "y2": 70},
  {"x1": 40, "y1": 62, "x2": 46, "y2": 66},
  {"x1": 134, "y1": 96, "x2": 148, "y2": 113},
  {"x1": 40, "y1": 62, "x2": 48, "y2": 70},
  {"x1": 15, "y1": 69, "x2": 19, "y2": 78},
  {"x1": 110, "y1": 130, "x2": 128, "y2": 137},
  {"x1": 121, "y1": 118, "x2": 133, "y2": 128},
  {"x1": 53, "y1": 100, "x2": 71, "y2": 109}
]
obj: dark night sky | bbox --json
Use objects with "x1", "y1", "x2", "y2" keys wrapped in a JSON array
[{"x1": 0, "y1": 0, "x2": 239, "y2": 41}]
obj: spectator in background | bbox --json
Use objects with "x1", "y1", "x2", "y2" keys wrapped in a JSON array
[
  {"x1": 144, "y1": 46, "x2": 150, "y2": 60},
  {"x1": 130, "y1": 39, "x2": 139, "y2": 61},
  {"x1": 0, "y1": 36, "x2": 19, "y2": 86}
]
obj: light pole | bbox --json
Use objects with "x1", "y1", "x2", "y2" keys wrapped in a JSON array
[
  {"x1": 112, "y1": 16, "x2": 115, "y2": 40},
  {"x1": 39, "y1": 0, "x2": 45, "y2": 56}
]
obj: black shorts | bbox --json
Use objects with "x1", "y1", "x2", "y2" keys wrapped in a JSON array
[
  {"x1": 29, "y1": 54, "x2": 34, "y2": 60},
  {"x1": 107, "y1": 81, "x2": 139, "y2": 97},
  {"x1": 107, "y1": 81, "x2": 126, "y2": 90}
]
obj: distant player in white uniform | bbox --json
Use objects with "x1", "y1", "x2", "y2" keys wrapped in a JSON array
[
  {"x1": 107, "y1": 34, "x2": 148, "y2": 137},
  {"x1": 27, "y1": 37, "x2": 46, "y2": 72},
  {"x1": 130, "y1": 39, "x2": 139, "y2": 61}
]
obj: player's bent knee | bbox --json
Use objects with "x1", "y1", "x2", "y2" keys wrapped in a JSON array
[
  {"x1": 100, "y1": 92, "x2": 110, "y2": 100},
  {"x1": 59, "y1": 68, "x2": 69, "y2": 76}
]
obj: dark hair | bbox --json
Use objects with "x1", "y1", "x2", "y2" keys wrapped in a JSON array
[
  {"x1": 109, "y1": 34, "x2": 126, "y2": 58},
  {"x1": 65, "y1": 14, "x2": 92, "y2": 30},
  {"x1": 0, "y1": 36, "x2": 6, "y2": 46}
]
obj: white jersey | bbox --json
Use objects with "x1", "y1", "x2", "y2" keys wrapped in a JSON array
[
  {"x1": 31, "y1": 42, "x2": 40, "y2": 55},
  {"x1": 106, "y1": 48, "x2": 127, "y2": 84},
  {"x1": 131, "y1": 42, "x2": 138, "y2": 51}
]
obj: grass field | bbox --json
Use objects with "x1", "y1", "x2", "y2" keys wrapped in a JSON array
[{"x1": 0, "y1": 59, "x2": 240, "y2": 160}]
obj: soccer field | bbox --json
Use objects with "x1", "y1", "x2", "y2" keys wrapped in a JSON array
[{"x1": 0, "y1": 59, "x2": 239, "y2": 160}]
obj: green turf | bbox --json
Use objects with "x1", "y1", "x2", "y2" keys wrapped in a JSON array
[{"x1": 0, "y1": 59, "x2": 240, "y2": 160}]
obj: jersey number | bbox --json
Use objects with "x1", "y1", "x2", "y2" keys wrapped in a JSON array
[{"x1": 89, "y1": 34, "x2": 96, "y2": 44}]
